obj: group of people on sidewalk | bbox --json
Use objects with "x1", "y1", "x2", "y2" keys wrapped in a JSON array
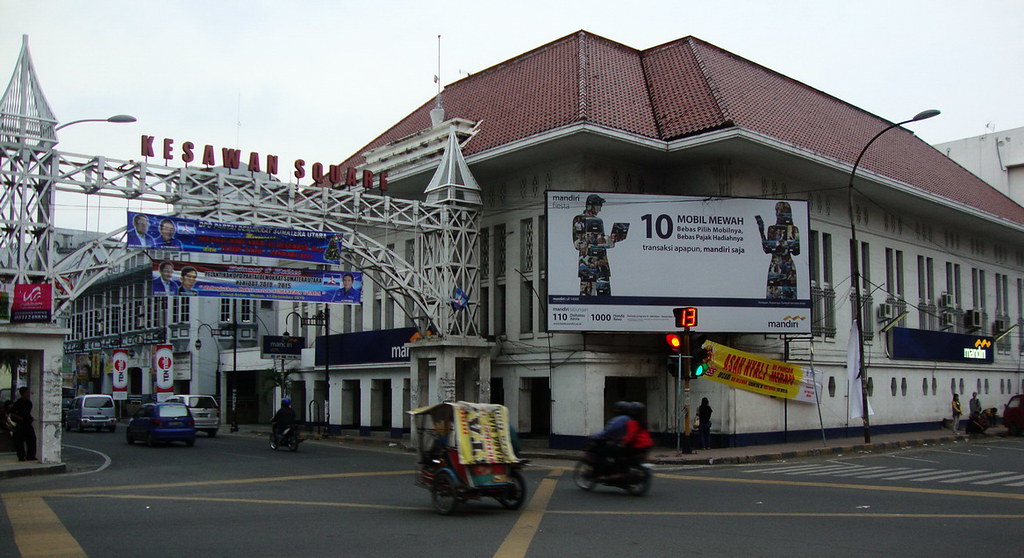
[
  {"x1": 951, "y1": 392, "x2": 996, "y2": 435},
  {"x1": 0, "y1": 387, "x2": 37, "y2": 461}
]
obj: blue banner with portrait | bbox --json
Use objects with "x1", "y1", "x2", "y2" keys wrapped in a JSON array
[
  {"x1": 127, "y1": 211, "x2": 345, "y2": 264},
  {"x1": 151, "y1": 260, "x2": 362, "y2": 304}
]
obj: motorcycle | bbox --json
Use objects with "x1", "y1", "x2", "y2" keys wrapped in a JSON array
[
  {"x1": 572, "y1": 439, "x2": 652, "y2": 496},
  {"x1": 269, "y1": 425, "x2": 302, "y2": 452}
]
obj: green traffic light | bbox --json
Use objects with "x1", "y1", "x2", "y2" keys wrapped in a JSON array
[{"x1": 693, "y1": 363, "x2": 707, "y2": 377}]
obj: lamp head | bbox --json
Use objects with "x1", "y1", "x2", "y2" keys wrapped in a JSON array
[
  {"x1": 107, "y1": 114, "x2": 137, "y2": 124},
  {"x1": 912, "y1": 109, "x2": 940, "y2": 122}
]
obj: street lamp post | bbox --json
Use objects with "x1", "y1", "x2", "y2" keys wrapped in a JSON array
[
  {"x1": 55, "y1": 114, "x2": 136, "y2": 131},
  {"x1": 848, "y1": 109, "x2": 939, "y2": 444}
]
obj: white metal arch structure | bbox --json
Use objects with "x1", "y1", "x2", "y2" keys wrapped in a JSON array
[
  {"x1": 1, "y1": 39, "x2": 480, "y2": 338},
  {"x1": 35, "y1": 151, "x2": 481, "y2": 337}
]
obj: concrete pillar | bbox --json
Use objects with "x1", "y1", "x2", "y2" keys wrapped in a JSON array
[{"x1": 359, "y1": 377, "x2": 373, "y2": 436}]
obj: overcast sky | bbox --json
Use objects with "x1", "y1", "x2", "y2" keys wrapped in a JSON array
[{"x1": 3, "y1": 0, "x2": 1022, "y2": 231}]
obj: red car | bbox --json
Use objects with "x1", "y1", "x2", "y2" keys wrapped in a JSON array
[{"x1": 1004, "y1": 394, "x2": 1024, "y2": 436}]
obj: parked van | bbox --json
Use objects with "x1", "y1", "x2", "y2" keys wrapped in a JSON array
[
  {"x1": 1004, "y1": 394, "x2": 1023, "y2": 436},
  {"x1": 65, "y1": 394, "x2": 117, "y2": 432},
  {"x1": 165, "y1": 394, "x2": 220, "y2": 437}
]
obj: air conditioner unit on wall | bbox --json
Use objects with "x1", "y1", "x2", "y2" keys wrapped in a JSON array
[
  {"x1": 941, "y1": 313, "x2": 956, "y2": 328},
  {"x1": 876, "y1": 303, "x2": 894, "y2": 321},
  {"x1": 939, "y1": 293, "x2": 954, "y2": 308},
  {"x1": 993, "y1": 319, "x2": 1008, "y2": 333},
  {"x1": 964, "y1": 309, "x2": 982, "y2": 329}
]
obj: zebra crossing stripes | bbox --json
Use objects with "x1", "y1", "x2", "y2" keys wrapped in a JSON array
[{"x1": 742, "y1": 463, "x2": 1024, "y2": 488}]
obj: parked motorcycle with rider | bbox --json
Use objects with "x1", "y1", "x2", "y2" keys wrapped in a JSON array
[{"x1": 573, "y1": 401, "x2": 653, "y2": 495}]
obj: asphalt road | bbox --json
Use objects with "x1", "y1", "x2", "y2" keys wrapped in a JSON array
[{"x1": 1, "y1": 429, "x2": 1020, "y2": 557}]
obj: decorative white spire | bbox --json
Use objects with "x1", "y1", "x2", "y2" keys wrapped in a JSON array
[
  {"x1": 424, "y1": 127, "x2": 481, "y2": 206},
  {"x1": 0, "y1": 35, "x2": 57, "y2": 145}
]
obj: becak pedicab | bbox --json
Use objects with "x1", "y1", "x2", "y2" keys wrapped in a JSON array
[{"x1": 409, "y1": 401, "x2": 527, "y2": 515}]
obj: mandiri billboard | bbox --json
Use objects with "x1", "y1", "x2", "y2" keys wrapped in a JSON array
[{"x1": 545, "y1": 191, "x2": 811, "y2": 333}]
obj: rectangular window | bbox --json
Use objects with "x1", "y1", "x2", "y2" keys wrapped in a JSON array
[
  {"x1": 495, "y1": 284, "x2": 506, "y2": 336},
  {"x1": 520, "y1": 279, "x2": 534, "y2": 334},
  {"x1": 860, "y1": 242, "x2": 870, "y2": 290},
  {"x1": 495, "y1": 224, "x2": 507, "y2": 279},
  {"x1": 220, "y1": 300, "x2": 232, "y2": 323},
  {"x1": 539, "y1": 215, "x2": 547, "y2": 274},
  {"x1": 822, "y1": 233, "x2": 832, "y2": 284},
  {"x1": 520, "y1": 218, "x2": 534, "y2": 273},
  {"x1": 480, "y1": 286, "x2": 490, "y2": 337},
  {"x1": 810, "y1": 231, "x2": 820, "y2": 286},
  {"x1": 480, "y1": 228, "x2": 490, "y2": 282},
  {"x1": 239, "y1": 299, "x2": 252, "y2": 323}
]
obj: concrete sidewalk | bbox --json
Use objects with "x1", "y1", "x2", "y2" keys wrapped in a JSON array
[{"x1": 0, "y1": 425, "x2": 1001, "y2": 479}]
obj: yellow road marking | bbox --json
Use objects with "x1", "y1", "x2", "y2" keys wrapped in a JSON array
[
  {"x1": 18, "y1": 469, "x2": 413, "y2": 498},
  {"x1": 653, "y1": 472, "x2": 1024, "y2": 501},
  {"x1": 548, "y1": 510, "x2": 1024, "y2": 519},
  {"x1": 55, "y1": 493, "x2": 423, "y2": 511},
  {"x1": 493, "y1": 470, "x2": 563, "y2": 558},
  {"x1": 2, "y1": 495, "x2": 86, "y2": 558}
]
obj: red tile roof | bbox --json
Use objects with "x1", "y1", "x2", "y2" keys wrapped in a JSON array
[{"x1": 342, "y1": 31, "x2": 1024, "y2": 226}]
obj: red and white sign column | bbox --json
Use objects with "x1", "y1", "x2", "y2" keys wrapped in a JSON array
[
  {"x1": 154, "y1": 344, "x2": 174, "y2": 402},
  {"x1": 112, "y1": 349, "x2": 129, "y2": 401}
]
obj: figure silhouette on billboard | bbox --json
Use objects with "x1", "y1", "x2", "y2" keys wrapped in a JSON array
[
  {"x1": 755, "y1": 201, "x2": 800, "y2": 300},
  {"x1": 571, "y1": 194, "x2": 628, "y2": 296}
]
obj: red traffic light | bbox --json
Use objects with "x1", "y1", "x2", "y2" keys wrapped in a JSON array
[{"x1": 665, "y1": 333, "x2": 682, "y2": 352}]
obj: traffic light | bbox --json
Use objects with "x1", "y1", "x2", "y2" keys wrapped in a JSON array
[
  {"x1": 691, "y1": 335, "x2": 709, "y2": 378},
  {"x1": 665, "y1": 333, "x2": 682, "y2": 352},
  {"x1": 692, "y1": 347, "x2": 710, "y2": 377}
]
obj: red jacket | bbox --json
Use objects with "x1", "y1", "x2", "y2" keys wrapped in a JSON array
[{"x1": 622, "y1": 419, "x2": 653, "y2": 450}]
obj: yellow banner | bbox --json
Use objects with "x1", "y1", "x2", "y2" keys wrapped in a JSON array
[
  {"x1": 453, "y1": 402, "x2": 519, "y2": 465},
  {"x1": 702, "y1": 341, "x2": 819, "y2": 403}
]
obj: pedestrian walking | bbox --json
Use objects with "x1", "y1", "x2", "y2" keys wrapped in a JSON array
[{"x1": 951, "y1": 393, "x2": 962, "y2": 434}]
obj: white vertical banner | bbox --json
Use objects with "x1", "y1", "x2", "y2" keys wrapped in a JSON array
[
  {"x1": 847, "y1": 320, "x2": 873, "y2": 419},
  {"x1": 154, "y1": 344, "x2": 174, "y2": 401}
]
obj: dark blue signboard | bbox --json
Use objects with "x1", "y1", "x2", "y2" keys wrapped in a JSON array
[
  {"x1": 261, "y1": 336, "x2": 305, "y2": 359},
  {"x1": 316, "y1": 327, "x2": 419, "y2": 366},
  {"x1": 891, "y1": 327, "x2": 994, "y2": 364}
]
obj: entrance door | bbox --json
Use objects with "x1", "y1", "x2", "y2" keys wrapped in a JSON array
[{"x1": 529, "y1": 377, "x2": 551, "y2": 436}]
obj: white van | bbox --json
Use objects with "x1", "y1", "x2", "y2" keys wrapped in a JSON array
[
  {"x1": 65, "y1": 394, "x2": 117, "y2": 432},
  {"x1": 165, "y1": 394, "x2": 220, "y2": 437}
]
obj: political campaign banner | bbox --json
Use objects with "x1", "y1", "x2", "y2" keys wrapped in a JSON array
[
  {"x1": 700, "y1": 340, "x2": 820, "y2": 403},
  {"x1": 545, "y1": 191, "x2": 811, "y2": 333},
  {"x1": 126, "y1": 211, "x2": 345, "y2": 264},
  {"x1": 151, "y1": 260, "x2": 362, "y2": 304}
]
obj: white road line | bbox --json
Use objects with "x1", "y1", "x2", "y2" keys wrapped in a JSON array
[
  {"x1": 941, "y1": 471, "x2": 1019, "y2": 484},
  {"x1": 973, "y1": 473, "x2": 1024, "y2": 485},
  {"x1": 847, "y1": 468, "x2": 912, "y2": 478},
  {"x1": 61, "y1": 444, "x2": 112, "y2": 477},
  {"x1": 829, "y1": 466, "x2": 893, "y2": 477},
  {"x1": 906, "y1": 470, "x2": 969, "y2": 482},
  {"x1": 871, "y1": 468, "x2": 938, "y2": 481}
]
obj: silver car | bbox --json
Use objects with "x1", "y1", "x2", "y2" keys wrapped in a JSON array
[
  {"x1": 65, "y1": 394, "x2": 117, "y2": 432},
  {"x1": 165, "y1": 394, "x2": 220, "y2": 437}
]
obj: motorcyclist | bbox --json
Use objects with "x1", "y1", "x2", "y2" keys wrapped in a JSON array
[
  {"x1": 621, "y1": 402, "x2": 653, "y2": 460},
  {"x1": 590, "y1": 401, "x2": 633, "y2": 477},
  {"x1": 270, "y1": 397, "x2": 296, "y2": 444}
]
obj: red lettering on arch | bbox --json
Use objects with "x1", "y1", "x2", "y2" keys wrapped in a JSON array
[
  {"x1": 329, "y1": 164, "x2": 342, "y2": 185},
  {"x1": 362, "y1": 169, "x2": 373, "y2": 189},
  {"x1": 141, "y1": 135, "x2": 155, "y2": 158},
  {"x1": 162, "y1": 138, "x2": 174, "y2": 160},
  {"x1": 293, "y1": 159, "x2": 305, "y2": 179},
  {"x1": 311, "y1": 162, "x2": 324, "y2": 181},
  {"x1": 247, "y1": 152, "x2": 261, "y2": 173},
  {"x1": 202, "y1": 145, "x2": 216, "y2": 166},
  {"x1": 346, "y1": 166, "x2": 357, "y2": 187},
  {"x1": 182, "y1": 141, "x2": 195, "y2": 164},
  {"x1": 378, "y1": 170, "x2": 388, "y2": 191},
  {"x1": 222, "y1": 148, "x2": 241, "y2": 169},
  {"x1": 266, "y1": 155, "x2": 278, "y2": 175}
]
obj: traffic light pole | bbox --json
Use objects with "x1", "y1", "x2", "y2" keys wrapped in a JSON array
[{"x1": 681, "y1": 327, "x2": 693, "y2": 454}]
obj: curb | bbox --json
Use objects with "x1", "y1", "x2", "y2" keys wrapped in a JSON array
[{"x1": 0, "y1": 462, "x2": 66, "y2": 479}]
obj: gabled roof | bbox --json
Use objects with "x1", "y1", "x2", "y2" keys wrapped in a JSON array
[{"x1": 342, "y1": 31, "x2": 1024, "y2": 226}]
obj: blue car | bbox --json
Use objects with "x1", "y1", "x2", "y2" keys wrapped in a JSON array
[{"x1": 126, "y1": 402, "x2": 197, "y2": 447}]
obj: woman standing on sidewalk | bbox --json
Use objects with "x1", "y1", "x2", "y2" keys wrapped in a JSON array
[
  {"x1": 698, "y1": 398, "x2": 713, "y2": 450},
  {"x1": 951, "y1": 393, "x2": 962, "y2": 433}
]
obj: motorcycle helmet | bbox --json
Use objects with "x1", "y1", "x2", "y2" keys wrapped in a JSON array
[
  {"x1": 281, "y1": 397, "x2": 291, "y2": 407},
  {"x1": 628, "y1": 402, "x2": 646, "y2": 418},
  {"x1": 613, "y1": 400, "x2": 631, "y2": 415}
]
